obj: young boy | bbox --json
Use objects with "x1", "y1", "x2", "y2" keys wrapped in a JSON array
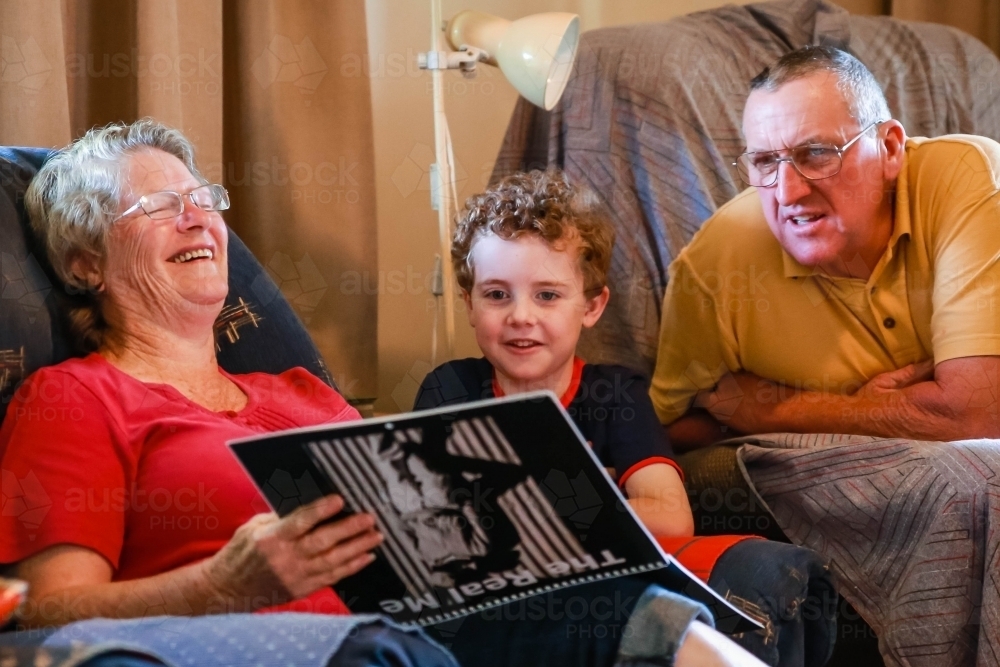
[{"x1": 414, "y1": 170, "x2": 694, "y2": 538}]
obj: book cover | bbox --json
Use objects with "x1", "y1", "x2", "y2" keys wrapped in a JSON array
[{"x1": 229, "y1": 392, "x2": 759, "y2": 632}]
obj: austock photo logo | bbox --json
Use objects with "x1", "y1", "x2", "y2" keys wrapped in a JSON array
[
  {"x1": 260, "y1": 469, "x2": 322, "y2": 515},
  {"x1": 252, "y1": 252, "x2": 328, "y2": 325},
  {"x1": 538, "y1": 469, "x2": 602, "y2": 535},
  {"x1": 0, "y1": 36, "x2": 51, "y2": 94},
  {"x1": 2, "y1": 469, "x2": 52, "y2": 534},
  {"x1": 252, "y1": 35, "x2": 327, "y2": 103},
  {"x1": 1, "y1": 252, "x2": 52, "y2": 326}
]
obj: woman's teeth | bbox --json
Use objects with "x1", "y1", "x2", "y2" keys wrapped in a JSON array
[{"x1": 172, "y1": 249, "x2": 213, "y2": 263}]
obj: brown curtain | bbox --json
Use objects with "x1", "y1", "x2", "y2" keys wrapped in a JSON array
[
  {"x1": 0, "y1": 0, "x2": 378, "y2": 400},
  {"x1": 222, "y1": 1, "x2": 378, "y2": 400}
]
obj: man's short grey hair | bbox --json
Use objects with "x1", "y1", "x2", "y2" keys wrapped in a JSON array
[
  {"x1": 749, "y1": 45, "x2": 891, "y2": 128},
  {"x1": 26, "y1": 118, "x2": 204, "y2": 291},
  {"x1": 25, "y1": 118, "x2": 205, "y2": 351}
]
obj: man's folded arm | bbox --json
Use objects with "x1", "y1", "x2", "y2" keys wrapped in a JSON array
[
  {"x1": 701, "y1": 355, "x2": 1000, "y2": 441},
  {"x1": 651, "y1": 256, "x2": 739, "y2": 450}
]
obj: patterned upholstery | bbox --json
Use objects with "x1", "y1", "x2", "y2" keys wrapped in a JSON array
[{"x1": 0, "y1": 147, "x2": 334, "y2": 425}]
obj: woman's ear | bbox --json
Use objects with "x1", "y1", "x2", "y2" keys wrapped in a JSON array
[
  {"x1": 68, "y1": 251, "x2": 104, "y2": 292},
  {"x1": 582, "y1": 286, "x2": 610, "y2": 328}
]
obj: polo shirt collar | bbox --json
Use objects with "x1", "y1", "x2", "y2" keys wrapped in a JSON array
[
  {"x1": 781, "y1": 249, "x2": 815, "y2": 278},
  {"x1": 883, "y1": 153, "x2": 913, "y2": 263}
]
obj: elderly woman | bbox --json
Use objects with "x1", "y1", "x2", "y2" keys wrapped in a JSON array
[
  {"x1": 1, "y1": 119, "x2": 382, "y2": 621},
  {"x1": 0, "y1": 120, "x2": 765, "y2": 667}
]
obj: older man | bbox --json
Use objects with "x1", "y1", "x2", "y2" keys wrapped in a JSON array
[{"x1": 651, "y1": 46, "x2": 1000, "y2": 449}]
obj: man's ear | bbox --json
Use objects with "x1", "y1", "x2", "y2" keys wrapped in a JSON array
[
  {"x1": 582, "y1": 286, "x2": 610, "y2": 328},
  {"x1": 67, "y1": 251, "x2": 104, "y2": 291},
  {"x1": 880, "y1": 119, "x2": 906, "y2": 181}
]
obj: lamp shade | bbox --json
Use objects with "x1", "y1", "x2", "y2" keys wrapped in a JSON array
[{"x1": 447, "y1": 10, "x2": 579, "y2": 110}]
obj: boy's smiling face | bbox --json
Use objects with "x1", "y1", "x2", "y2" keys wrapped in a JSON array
[{"x1": 464, "y1": 233, "x2": 609, "y2": 395}]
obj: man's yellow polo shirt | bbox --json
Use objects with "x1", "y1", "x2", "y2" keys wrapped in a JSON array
[{"x1": 650, "y1": 135, "x2": 1000, "y2": 425}]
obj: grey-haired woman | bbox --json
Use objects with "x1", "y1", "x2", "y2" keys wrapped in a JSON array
[{"x1": 1, "y1": 119, "x2": 382, "y2": 624}]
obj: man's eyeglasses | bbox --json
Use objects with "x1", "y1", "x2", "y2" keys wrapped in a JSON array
[
  {"x1": 733, "y1": 122, "x2": 881, "y2": 188},
  {"x1": 115, "y1": 183, "x2": 230, "y2": 222}
]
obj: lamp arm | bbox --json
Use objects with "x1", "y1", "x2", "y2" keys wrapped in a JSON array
[{"x1": 418, "y1": 45, "x2": 489, "y2": 74}]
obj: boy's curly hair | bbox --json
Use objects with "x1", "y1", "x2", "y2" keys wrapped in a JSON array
[{"x1": 452, "y1": 170, "x2": 614, "y2": 293}]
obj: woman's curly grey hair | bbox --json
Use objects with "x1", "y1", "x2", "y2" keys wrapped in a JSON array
[
  {"x1": 25, "y1": 118, "x2": 205, "y2": 351},
  {"x1": 452, "y1": 169, "x2": 614, "y2": 294}
]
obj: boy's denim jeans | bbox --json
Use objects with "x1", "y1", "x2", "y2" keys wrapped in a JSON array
[{"x1": 708, "y1": 539, "x2": 838, "y2": 667}]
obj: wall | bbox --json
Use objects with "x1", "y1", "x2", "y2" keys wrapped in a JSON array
[
  {"x1": 366, "y1": 0, "x2": 570, "y2": 414},
  {"x1": 365, "y1": 0, "x2": 877, "y2": 414}
]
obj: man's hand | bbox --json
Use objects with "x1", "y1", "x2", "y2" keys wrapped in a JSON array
[
  {"x1": 694, "y1": 372, "x2": 778, "y2": 434},
  {"x1": 856, "y1": 360, "x2": 934, "y2": 399},
  {"x1": 695, "y1": 360, "x2": 937, "y2": 431}
]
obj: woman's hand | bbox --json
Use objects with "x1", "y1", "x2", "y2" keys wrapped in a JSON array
[
  {"x1": 11, "y1": 495, "x2": 382, "y2": 627},
  {"x1": 203, "y1": 494, "x2": 383, "y2": 610}
]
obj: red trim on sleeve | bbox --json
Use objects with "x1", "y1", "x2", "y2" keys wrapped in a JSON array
[
  {"x1": 617, "y1": 456, "x2": 686, "y2": 489},
  {"x1": 491, "y1": 356, "x2": 585, "y2": 408},
  {"x1": 656, "y1": 535, "x2": 762, "y2": 582}
]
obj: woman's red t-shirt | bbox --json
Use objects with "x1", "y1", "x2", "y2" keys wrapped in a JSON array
[{"x1": 0, "y1": 354, "x2": 360, "y2": 613}]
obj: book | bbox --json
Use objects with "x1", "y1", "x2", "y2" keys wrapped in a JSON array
[{"x1": 229, "y1": 392, "x2": 760, "y2": 633}]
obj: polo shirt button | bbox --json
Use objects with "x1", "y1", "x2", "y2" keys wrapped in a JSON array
[
  {"x1": 225, "y1": 410, "x2": 239, "y2": 418},
  {"x1": 883, "y1": 317, "x2": 896, "y2": 329}
]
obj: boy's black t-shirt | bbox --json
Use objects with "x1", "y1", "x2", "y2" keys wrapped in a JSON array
[{"x1": 412, "y1": 357, "x2": 680, "y2": 487}]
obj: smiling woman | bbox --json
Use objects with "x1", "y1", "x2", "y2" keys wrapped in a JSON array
[
  {"x1": 1, "y1": 119, "x2": 384, "y2": 626},
  {"x1": 29, "y1": 124, "x2": 225, "y2": 353},
  {"x1": 93, "y1": 150, "x2": 233, "y2": 367}
]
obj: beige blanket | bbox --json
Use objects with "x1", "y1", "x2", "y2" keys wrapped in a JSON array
[{"x1": 736, "y1": 434, "x2": 1000, "y2": 667}]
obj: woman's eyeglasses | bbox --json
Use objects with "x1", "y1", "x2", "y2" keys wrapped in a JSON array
[{"x1": 114, "y1": 184, "x2": 230, "y2": 222}]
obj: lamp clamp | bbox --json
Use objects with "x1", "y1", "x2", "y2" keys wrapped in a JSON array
[{"x1": 417, "y1": 45, "x2": 488, "y2": 75}]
